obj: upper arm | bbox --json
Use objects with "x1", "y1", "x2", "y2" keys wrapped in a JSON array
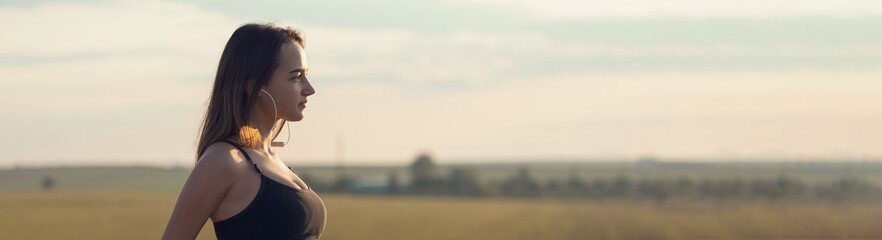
[{"x1": 161, "y1": 143, "x2": 242, "y2": 240}]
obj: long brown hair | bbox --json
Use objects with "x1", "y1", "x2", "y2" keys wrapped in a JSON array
[{"x1": 196, "y1": 23, "x2": 304, "y2": 161}]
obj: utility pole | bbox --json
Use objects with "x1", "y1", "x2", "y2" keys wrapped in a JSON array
[
  {"x1": 332, "y1": 133, "x2": 351, "y2": 192},
  {"x1": 336, "y1": 134, "x2": 345, "y2": 177}
]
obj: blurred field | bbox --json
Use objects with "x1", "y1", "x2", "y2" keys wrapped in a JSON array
[
  {"x1": 1, "y1": 190, "x2": 881, "y2": 240},
  {"x1": 4, "y1": 162, "x2": 882, "y2": 193}
]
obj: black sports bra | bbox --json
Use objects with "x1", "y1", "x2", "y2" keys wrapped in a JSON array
[{"x1": 213, "y1": 140, "x2": 326, "y2": 240}]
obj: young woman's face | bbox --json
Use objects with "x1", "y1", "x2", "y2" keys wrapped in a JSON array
[{"x1": 262, "y1": 41, "x2": 315, "y2": 122}]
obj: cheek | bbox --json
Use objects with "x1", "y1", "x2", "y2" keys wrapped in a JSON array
[
  {"x1": 284, "y1": 83, "x2": 303, "y2": 103},
  {"x1": 291, "y1": 82, "x2": 305, "y2": 96}
]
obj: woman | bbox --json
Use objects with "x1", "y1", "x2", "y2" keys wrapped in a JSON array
[{"x1": 162, "y1": 23, "x2": 324, "y2": 240}]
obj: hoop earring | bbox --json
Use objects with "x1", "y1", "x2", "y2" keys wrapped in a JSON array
[{"x1": 261, "y1": 89, "x2": 291, "y2": 147}]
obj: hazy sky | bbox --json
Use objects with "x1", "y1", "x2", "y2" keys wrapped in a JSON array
[{"x1": 1, "y1": 0, "x2": 881, "y2": 167}]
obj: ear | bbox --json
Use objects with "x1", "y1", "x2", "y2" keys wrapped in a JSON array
[{"x1": 244, "y1": 78, "x2": 256, "y2": 96}]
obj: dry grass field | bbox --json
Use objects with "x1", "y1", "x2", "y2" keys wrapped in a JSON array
[{"x1": 1, "y1": 190, "x2": 881, "y2": 240}]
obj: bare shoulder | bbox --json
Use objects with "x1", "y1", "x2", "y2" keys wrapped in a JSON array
[
  {"x1": 193, "y1": 142, "x2": 253, "y2": 178},
  {"x1": 162, "y1": 141, "x2": 250, "y2": 240}
]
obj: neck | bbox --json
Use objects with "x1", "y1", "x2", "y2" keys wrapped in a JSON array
[{"x1": 247, "y1": 106, "x2": 284, "y2": 155}]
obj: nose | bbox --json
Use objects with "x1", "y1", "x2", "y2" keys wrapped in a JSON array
[{"x1": 302, "y1": 77, "x2": 316, "y2": 96}]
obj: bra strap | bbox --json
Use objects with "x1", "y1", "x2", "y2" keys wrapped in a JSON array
[{"x1": 220, "y1": 140, "x2": 263, "y2": 174}]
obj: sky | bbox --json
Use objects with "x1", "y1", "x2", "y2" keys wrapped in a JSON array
[{"x1": 1, "y1": 0, "x2": 881, "y2": 168}]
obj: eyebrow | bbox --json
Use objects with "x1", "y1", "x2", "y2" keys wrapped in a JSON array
[{"x1": 288, "y1": 67, "x2": 308, "y2": 74}]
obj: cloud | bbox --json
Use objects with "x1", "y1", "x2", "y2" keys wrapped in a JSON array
[
  {"x1": 4, "y1": 1, "x2": 881, "y2": 93},
  {"x1": 1, "y1": 0, "x2": 881, "y2": 166},
  {"x1": 0, "y1": 0, "x2": 241, "y2": 112},
  {"x1": 298, "y1": 24, "x2": 882, "y2": 90},
  {"x1": 460, "y1": 0, "x2": 882, "y2": 19},
  {"x1": 0, "y1": 0, "x2": 241, "y2": 165},
  {"x1": 0, "y1": 0, "x2": 236, "y2": 56},
  {"x1": 285, "y1": 70, "x2": 882, "y2": 163}
]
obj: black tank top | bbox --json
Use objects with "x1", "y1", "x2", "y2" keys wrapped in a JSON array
[{"x1": 213, "y1": 140, "x2": 326, "y2": 240}]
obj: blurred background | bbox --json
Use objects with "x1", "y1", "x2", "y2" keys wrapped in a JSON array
[{"x1": 1, "y1": 0, "x2": 882, "y2": 239}]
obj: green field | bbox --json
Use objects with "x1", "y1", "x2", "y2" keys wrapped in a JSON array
[{"x1": 1, "y1": 191, "x2": 881, "y2": 240}]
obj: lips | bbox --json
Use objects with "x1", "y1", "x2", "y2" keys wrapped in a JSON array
[{"x1": 298, "y1": 101, "x2": 307, "y2": 108}]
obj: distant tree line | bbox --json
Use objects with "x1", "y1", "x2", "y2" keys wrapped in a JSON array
[{"x1": 313, "y1": 154, "x2": 882, "y2": 203}]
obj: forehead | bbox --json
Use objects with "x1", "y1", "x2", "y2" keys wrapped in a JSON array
[{"x1": 276, "y1": 41, "x2": 306, "y2": 68}]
